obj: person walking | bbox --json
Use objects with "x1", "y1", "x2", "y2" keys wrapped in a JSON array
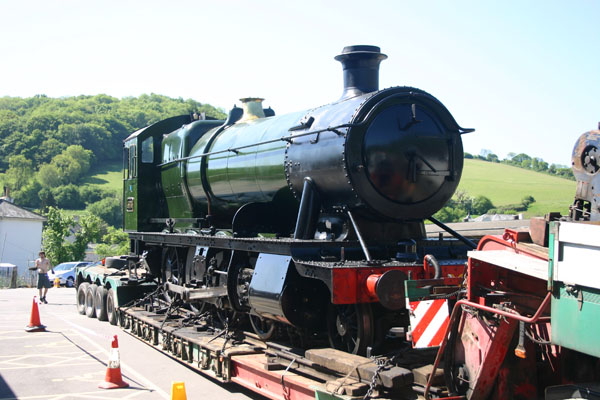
[{"x1": 34, "y1": 251, "x2": 53, "y2": 304}]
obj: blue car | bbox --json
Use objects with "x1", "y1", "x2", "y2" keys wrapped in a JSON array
[{"x1": 47, "y1": 261, "x2": 90, "y2": 287}]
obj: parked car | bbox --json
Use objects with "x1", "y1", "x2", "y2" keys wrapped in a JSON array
[{"x1": 47, "y1": 261, "x2": 90, "y2": 287}]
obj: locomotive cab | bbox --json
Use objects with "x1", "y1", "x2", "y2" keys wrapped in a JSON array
[{"x1": 123, "y1": 115, "x2": 193, "y2": 232}]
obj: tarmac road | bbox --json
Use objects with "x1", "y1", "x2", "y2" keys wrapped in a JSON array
[{"x1": 0, "y1": 287, "x2": 263, "y2": 400}]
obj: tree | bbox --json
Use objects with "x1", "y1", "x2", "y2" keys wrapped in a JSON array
[
  {"x1": 3, "y1": 155, "x2": 34, "y2": 191},
  {"x1": 512, "y1": 153, "x2": 532, "y2": 164},
  {"x1": 67, "y1": 214, "x2": 105, "y2": 260},
  {"x1": 37, "y1": 164, "x2": 62, "y2": 188},
  {"x1": 95, "y1": 226, "x2": 129, "y2": 258},
  {"x1": 52, "y1": 184, "x2": 84, "y2": 209},
  {"x1": 42, "y1": 208, "x2": 105, "y2": 263},
  {"x1": 521, "y1": 195, "x2": 536, "y2": 207},
  {"x1": 472, "y1": 195, "x2": 494, "y2": 214},
  {"x1": 486, "y1": 153, "x2": 499, "y2": 163},
  {"x1": 42, "y1": 207, "x2": 74, "y2": 264},
  {"x1": 12, "y1": 180, "x2": 42, "y2": 208},
  {"x1": 87, "y1": 197, "x2": 122, "y2": 227}
]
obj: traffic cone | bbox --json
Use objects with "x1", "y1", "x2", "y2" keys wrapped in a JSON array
[
  {"x1": 25, "y1": 296, "x2": 46, "y2": 332},
  {"x1": 171, "y1": 382, "x2": 187, "y2": 400},
  {"x1": 98, "y1": 335, "x2": 129, "y2": 389}
]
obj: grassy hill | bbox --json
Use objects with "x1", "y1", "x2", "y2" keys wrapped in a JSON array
[
  {"x1": 80, "y1": 161, "x2": 122, "y2": 193},
  {"x1": 76, "y1": 158, "x2": 577, "y2": 218},
  {"x1": 458, "y1": 159, "x2": 575, "y2": 217}
]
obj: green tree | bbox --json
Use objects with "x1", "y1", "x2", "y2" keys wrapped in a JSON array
[
  {"x1": 4, "y1": 155, "x2": 34, "y2": 191},
  {"x1": 36, "y1": 164, "x2": 62, "y2": 188},
  {"x1": 12, "y1": 180, "x2": 42, "y2": 208},
  {"x1": 67, "y1": 214, "x2": 105, "y2": 260},
  {"x1": 52, "y1": 184, "x2": 84, "y2": 209},
  {"x1": 472, "y1": 195, "x2": 494, "y2": 214},
  {"x1": 87, "y1": 197, "x2": 122, "y2": 227},
  {"x1": 42, "y1": 207, "x2": 73, "y2": 264},
  {"x1": 95, "y1": 226, "x2": 129, "y2": 258}
]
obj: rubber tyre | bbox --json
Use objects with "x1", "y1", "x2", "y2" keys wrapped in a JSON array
[
  {"x1": 66, "y1": 277, "x2": 75, "y2": 288},
  {"x1": 94, "y1": 286, "x2": 108, "y2": 321},
  {"x1": 76, "y1": 282, "x2": 89, "y2": 315},
  {"x1": 106, "y1": 288, "x2": 118, "y2": 326},
  {"x1": 85, "y1": 284, "x2": 98, "y2": 318}
]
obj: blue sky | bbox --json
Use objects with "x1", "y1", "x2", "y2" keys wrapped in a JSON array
[{"x1": 1, "y1": 1, "x2": 598, "y2": 165}]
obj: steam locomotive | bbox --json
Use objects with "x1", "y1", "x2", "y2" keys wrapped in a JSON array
[{"x1": 123, "y1": 45, "x2": 473, "y2": 354}]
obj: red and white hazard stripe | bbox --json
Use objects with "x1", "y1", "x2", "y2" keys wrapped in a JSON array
[{"x1": 408, "y1": 299, "x2": 450, "y2": 348}]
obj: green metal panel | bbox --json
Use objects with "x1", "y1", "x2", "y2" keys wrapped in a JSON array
[
  {"x1": 551, "y1": 282, "x2": 600, "y2": 358},
  {"x1": 548, "y1": 221, "x2": 557, "y2": 291},
  {"x1": 404, "y1": 280, "x2": 431, "y2": 301},
  {"x1": 202, "y1": 111, "x2": 305, "y2": 209}
]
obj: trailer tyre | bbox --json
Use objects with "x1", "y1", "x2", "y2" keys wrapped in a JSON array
[
  {"x1": 94, "y1": 286, "x2": 108, "y2": 321},
  {"x1": 106, "y1": 288, "x2": 118, "y2": 326},
  {"x1": 76, "y1": 282, "x2": 89, "y2": 315},
  {"x1": 85, "y1": 284, "x2": 98, "y2": 318}
]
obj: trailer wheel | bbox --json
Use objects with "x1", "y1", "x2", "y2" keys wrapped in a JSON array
[
  {"x1": 94, "y1": 286, "x2": 108, "y2": 321},
  {"x1": 85, "y1": 284, "x2": 98, "y2": 318},
  {"x1": 106, "y1": 288, "x2": 118, "y2": 326},
  {"x1": 76, "y1": 282, "x2": 89, "y2": 315}
]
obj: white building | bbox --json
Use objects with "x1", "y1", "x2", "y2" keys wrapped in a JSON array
[{"x1": 0, "y1": 199, "x2": 45, "y2": 277}]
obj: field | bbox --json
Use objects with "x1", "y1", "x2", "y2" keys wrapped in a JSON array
[
  {"x1": 458, "y1": 159, "x2": 575, "y2": 217},
  {"x1": 80, "y1": 160, "x2": 122, "y2": 193},
  {"x1": 76, "y1": 159, "x2": 576, "y2": 218}
]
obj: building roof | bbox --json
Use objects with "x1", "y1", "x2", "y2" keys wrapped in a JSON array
[{"x1": 0, "y1": 200, "x2": 46, "y2": 221}]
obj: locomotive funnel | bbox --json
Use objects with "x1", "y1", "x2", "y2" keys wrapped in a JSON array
[
  {"x1": 239, "y1": 97, "x2": 266, "y2": 122},
  {"x1": 335, "y1": 45, "x2": 387, "y2": 100}
]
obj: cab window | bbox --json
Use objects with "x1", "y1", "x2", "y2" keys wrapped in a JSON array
[{"x1": 141, "y1": 137, "x2": 154, "y2": 163}]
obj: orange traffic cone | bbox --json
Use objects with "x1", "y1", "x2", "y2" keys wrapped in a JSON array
[
  {"x1": 99, "y1": 335, "x2": 129, "y2": 389},
  {"x1": 171, "y1": 381, "x2": 187, "y2": 400},
  {"x1": 25, "y1": 296, "x2": 46, "y2": 332}
]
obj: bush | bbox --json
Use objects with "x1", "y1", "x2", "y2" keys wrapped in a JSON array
[
  {"x1": 52, "y1": 184, "x2": 84, "y2": 209},
  {"x1": 521, "y1": 195, "x2": 535, "y2": 207},
  {"x1": 12, "y1": 181, "x2": 42, "y2": 208},
  {"x1": 79, "y1": 186, "x2": 104, "y2": 204},
  {"x1": 472, "y1": 195, "x2": 494, "y2": 215},
  {"x1": 87, "y1": 197, "x2": 122, "y2": 227}
]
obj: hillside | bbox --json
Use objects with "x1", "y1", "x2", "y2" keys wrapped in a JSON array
[{"x1": 458, "y1": 159, "x2": 575, "y2": 217}]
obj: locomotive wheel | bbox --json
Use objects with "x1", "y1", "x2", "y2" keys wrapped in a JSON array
[
  {"x1": 327, "y1": 303, "x2": 374, "y2": 355},
  {"x1": 162, "y1": 247, "x2": 184, "y2": 305},
  {"x1": 162, "y1": 247, "x2": 183, "y2": 285},
  {"x1": 249, "y1": 315, "x2": 277, "y2": 340}
]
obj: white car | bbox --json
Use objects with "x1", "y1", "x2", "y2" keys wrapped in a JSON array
[{"x1": 47, "y1": 262, "x2": 90, "y2": 287}]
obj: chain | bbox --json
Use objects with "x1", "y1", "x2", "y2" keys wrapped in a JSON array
[{"x1": 363, "y1": 357, "x2": 387, "y2": 400}]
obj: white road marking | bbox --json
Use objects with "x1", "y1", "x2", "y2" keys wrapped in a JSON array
[{"x1": 50, "y1": 312, "x2": 170, "y2": 399}]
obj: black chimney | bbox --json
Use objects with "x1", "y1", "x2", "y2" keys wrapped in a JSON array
[{"x1": 335, "y1": 45, "x2": 387, "y2": 100}]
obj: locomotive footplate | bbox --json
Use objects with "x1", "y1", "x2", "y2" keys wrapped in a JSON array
[
  {"x1": 128, "y1": 231, "x2": 360, "y2": 256},
  {"x1": 118, "y1": 304, "x2": 445, "y2": 399}
]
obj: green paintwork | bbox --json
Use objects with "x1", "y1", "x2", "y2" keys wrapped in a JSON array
[
  {"x1": 187, "y1": 111, "x2": 305, "y2": 223},
  {"x1": 160, "y1": 120, "x2": 222, "y2": 230},
  {"x1": 76, "y1": 265, "x2": 156, "y2": 306},
  {"x1": 551, "y1": 282, "x2": 600, "y2": 358},
  {"x1": 123, "y1": 115, "x2": 194, "y2": 232},
  {"x1": 404, "y1": 280, "x2": 431, "y2": 301},
  {"x1": 548, "y1": 222, "x2": 556, "y2": 291}
]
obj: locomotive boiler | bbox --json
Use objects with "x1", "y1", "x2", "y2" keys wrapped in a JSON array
[{"x1": 123, "y1": 45, "x2": 473, "y2": 354}]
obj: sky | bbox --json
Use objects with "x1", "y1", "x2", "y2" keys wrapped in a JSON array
[{"x1": 0, "y1": 1, "x2": 598, "y2": 166}]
